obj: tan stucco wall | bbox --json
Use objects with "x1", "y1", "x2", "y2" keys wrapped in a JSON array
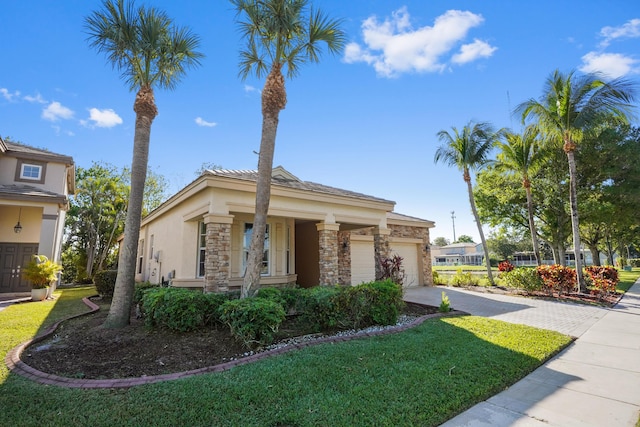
[{"x1": 0, "y1": 206, "x2": 42, "y2": 243}]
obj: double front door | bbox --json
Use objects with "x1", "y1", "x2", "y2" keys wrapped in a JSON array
[{"x1": 0, "y1": 243, "x2": 39, "y2": 293}]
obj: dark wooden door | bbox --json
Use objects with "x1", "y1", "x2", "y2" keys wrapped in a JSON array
[{"x1": 0, "y1": 243, "x2": 39, "y2": 293}]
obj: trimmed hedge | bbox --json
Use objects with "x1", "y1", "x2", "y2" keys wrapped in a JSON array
[
  {"x1": 500, "y1": 267, "x2": 543, "y2": 293},
  {"x1": 93, "y1": 270, "x2": 118, "y2": 298}
]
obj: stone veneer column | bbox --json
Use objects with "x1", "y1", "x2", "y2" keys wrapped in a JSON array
[
  {"x1": 337, "y1": 230, "x2": 351, "y2": 285},
  {"x1": 203, "y1": 214, "x2": 234, "y2": 293},
  {"x1": 373, "y1": 227, "x2": 391, "y2": 280},
  {"x1": 316, "y1": 223, "x2": 340, "y2": 286}
]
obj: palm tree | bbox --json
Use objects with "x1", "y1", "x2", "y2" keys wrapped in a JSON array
[
  {"x1": 85, "y1": 0, "x2": 202, "y2": 327},
  {"x1": 435, "y1": 121, "x2": 500, "y2": 285},
  {"x1": 495, "y1": 126, "x2": 547, "y2": 265},
  {"x1": 517, "y1": 69, "x2": 636, "y2": 292},
  {"x1": 231, "y1": 0, "x2": 345, "y2": 298}
]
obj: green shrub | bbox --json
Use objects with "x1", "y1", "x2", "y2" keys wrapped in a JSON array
[
  {"x1": 500, "y1": 267, "x2": 543, "y2": 293},
  {"x1": 93, "y1": 270, "x2": 118, "y2": 297},
  {"x1": 134, "y1": 281, "x2": 160, "y2": 304},
  {"x1": 256, "y1": 287, "x2": 286, "y2": 308},
  {"x1": 450, "y1": 269, "x2": 479, "y2": 287},
  {"x1": 342, "y1": 280, "x2": 404, "y2": 329},
  {"x1": 439, "y1": 291, "x2": 451, "y2": 312},
  {"x1": 218, "y1": 297, "x2": 286, "y2": 348},
  {"x1": 432, "y1": 270, "x2": 445, "y2": 285},
  {"x1": 298, "y1": 286, "x2": 347, "y2": 332}
]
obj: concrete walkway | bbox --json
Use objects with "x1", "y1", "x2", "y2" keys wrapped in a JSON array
[{"x1": 405, "y1": 282, "x2": 640, "y2": 426}]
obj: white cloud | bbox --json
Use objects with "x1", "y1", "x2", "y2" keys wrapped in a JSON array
[
  {"x1": 24, "y1": 93, "x2": 47, "y2": 104},
  {"x1": 452, "y1": 39, "x2": 497, "y2": 64},
  {"x1": 42, "y1": 101, "x2": 74, "y2": 121},
  {"x1": 86, "y1": 108, "x2": 123, "y2": 128},
  {"x1": 244, "y1": 84, "x2": 260, "y2": 94},
  {"x1": 599, "y1": 18, "x2": 640, "y2": 47},
  {"x1": 195, "y1": 117, "x2": 217, "y2": 127},
  {"x1": 579, "y1": 51, "x2": 638, "y2": 78},
  {"x1": 343, "y1": 7, "x2": 495, "y2": 78},
  {"x1": 1, "y1": 88, "x2": 20, "y2": 101}
]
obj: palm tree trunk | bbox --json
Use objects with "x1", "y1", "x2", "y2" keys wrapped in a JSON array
[
  {"x1": 566, "y1": 149, "x2": 586, "y2": 292},
  {"x1": 242, "y1": 64, "x2": 286, "y2": 298},
  {"x1": 104, "y1": 86, "x2": 157, "y2": 328},
  {"x1": 466, "y1": 174, "x2": 494, "y2": 285},
  {"x1": 525, "y1": 186, "x2": 542, "y2": 266}
]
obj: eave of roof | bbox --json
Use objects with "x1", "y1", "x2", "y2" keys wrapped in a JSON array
[
  {"x1": 3, "y1": 140, "x2": 74, "y2": 165},
  {"x1": 0, "y1": 184, "x2": 68, "y2": 206}
]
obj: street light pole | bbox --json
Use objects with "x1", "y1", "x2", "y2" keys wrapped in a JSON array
[{"x1": 451, "y1": 211, "x2": 456, "y2": 242}]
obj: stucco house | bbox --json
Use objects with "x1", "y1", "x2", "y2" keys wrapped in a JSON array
[
  {"x1": 431, "y1": 242, "x2": 484, "y2": 266},
  {"x1": 135, "y1": 167, "x2": 434, "y2": 292},
  {"x1": 0, "y1": 137, "x2": 75, "y2": 295}
]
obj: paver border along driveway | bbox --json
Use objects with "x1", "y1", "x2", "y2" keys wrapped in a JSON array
[{"x1": 404, "y1": 286, "x2": 609, "y2": 337}]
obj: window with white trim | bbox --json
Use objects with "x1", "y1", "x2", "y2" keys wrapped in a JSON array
[
  {"x1": 15, "y1": 159, "x2": 46, "y2": 184},
  {"x1": 197, "y1": 222, "x2": 206, "y2": 277},
  {"x1": 21, "y1": 164, "x2": 42, "y2": 180},
  {"x1": 243, "y1": 223, "x2": 270, "y2": 276},
  {"x1": 286, "y1": 226, "x2": 291, "y2": 274},
  {"x1": 138, "y1": 239, "x2": 144, "y2": 274}
]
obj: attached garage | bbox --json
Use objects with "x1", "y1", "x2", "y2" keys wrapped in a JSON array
[
  {"x1": 350, "y1": 236, "x2": 375, "y2": 285},
  {"x1": 390, "y1": 240, "x2": 422, "y2": 288}
]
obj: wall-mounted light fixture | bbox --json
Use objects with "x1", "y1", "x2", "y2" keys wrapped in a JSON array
[
  {"x1": 342, "y1": 237, "x2": 349, "y2": 250},
  {"x1": 14, "y1": 208, "x2": 23, "y2": 234}
]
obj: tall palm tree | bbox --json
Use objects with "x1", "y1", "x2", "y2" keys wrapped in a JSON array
[
  {"x1": 231, "y1": 0, "x2": 345, "y2": 298},
  {"x1": 85, "y1": 0, "x2": 202, "y2": 327},
  {"x1": 517, "y1": 69, "x2": 636, "y2": 292},
  {"x1": 435, "y1": 121, "x2": 500, "y2": 285},
  {"x1": 495, "y1": 126, "x2": 547, "y2": 265}
]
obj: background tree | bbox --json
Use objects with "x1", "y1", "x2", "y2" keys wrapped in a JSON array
[
  {"x1": 432, "y1": 237, "x2": 450, "y2": 247},
  {"x1": 435, "y1": 121, "x2": 500, "y2": 285},
  {"x1": 517, "y1": 69, "x2": 636, "y2": 292},
  {"x1": 487, "y1": 227, "x2": 532, "y2": 261},
  {"x1": 454, "y1": 235, "x2": 475, "y2": 243},
  {"x1": 232, "y1": 0, "x2": 345, "y2": 297},
  {"x1": 494, "y1": 126, "x2": 547, "y2": 265},
  {"x1": 85, "y1": 0, "x2": 202, "y2": 327},
  {"x1": 194, "y1": 161, "x2": 223, "y2": 176}
]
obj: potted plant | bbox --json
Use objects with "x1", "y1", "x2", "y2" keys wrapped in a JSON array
[{"x1": 22, "y1": 255, "x2": 63, "y2": 301}]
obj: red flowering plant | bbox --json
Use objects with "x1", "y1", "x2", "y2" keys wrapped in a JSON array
[
  {"x1": 585, "y1": 266, "x2": 619, "y2": 300},
  {"x1": 498, "y1": 261, "x2": 515, "y2": 273},
  {"x1": 536, "y1": 265, "x2": 577, "y2": 295}
]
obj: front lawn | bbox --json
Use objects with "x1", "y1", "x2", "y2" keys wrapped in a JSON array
[{"x1": 1, "y1": 286, "x2": 572, "y2": 426}]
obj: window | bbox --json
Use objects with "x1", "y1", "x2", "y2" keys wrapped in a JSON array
[
  {"x1": 197, "y1": 222, "x2": 206, "y2": 277},
  {"x1": 243, "y1": 223, "x2": 270, "y2": 276},
  {"x1": 286, "y1": 226, "x2": 291, "y2": 274},
  {"x1": 149, "y1": 235, "x2": 154, "y2": 259},
  {"x1": 138, "y1": 239, "x2": 144, "y2": 274},
  {"x1": 15, "y1": 160, "x2": 46, "y2": 184}
]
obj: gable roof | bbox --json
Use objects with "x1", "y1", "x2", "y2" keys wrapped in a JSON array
[
  {"x1": 0, "y1": 184, "x2": 68, "y2": 206},
  {"x1": 202, "y1": 166, "x2": 394, "y2": 205},
  {"x1": 2, "y1": 140, "x2": 74, "y2": 165}
]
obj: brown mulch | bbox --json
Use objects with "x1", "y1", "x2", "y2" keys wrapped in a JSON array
[{"x1": 21, "y1": 299, "x2": 438, "y2": 380}]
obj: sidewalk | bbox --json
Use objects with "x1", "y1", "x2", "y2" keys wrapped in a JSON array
[{"x1": 406, "y1": 281, "x2": 640, "y2": 426}]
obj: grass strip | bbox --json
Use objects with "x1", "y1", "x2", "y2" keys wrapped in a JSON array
[{"x1": 0, "y1": 287, "x2": 573, "y2": 427}]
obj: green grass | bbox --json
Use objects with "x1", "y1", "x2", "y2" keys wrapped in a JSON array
[
  {"x1": 616, "y1": 268, "x2": 640, "y2": 293},
  {"x1": 0, "y1": 287, "x2": 574, "y2": 427}
]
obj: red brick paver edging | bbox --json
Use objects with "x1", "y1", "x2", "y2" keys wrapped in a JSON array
[{"x1": 5, "y1": 297, "x2": 464, "y2": 389}]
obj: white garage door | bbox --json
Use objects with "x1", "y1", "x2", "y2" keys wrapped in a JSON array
[
  {"x1": 351, "y1": 240, "x2": 375, "y2": 285},
  {"x1": 391, "y1": 243, "x2": 420, "y2": 287}
]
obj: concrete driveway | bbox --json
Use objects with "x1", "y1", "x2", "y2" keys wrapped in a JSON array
[{"x1": 404, "y1": 285, "x2": 608, "y2": 337}]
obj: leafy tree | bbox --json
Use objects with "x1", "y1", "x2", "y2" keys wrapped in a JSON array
[
  {"x1": 85, "y1": 0, "x2": 203, "y2": 327},
  {"x1": 65, "y1": 163, "x2": 128, "y2": 280},
  {"x1": 435, "y1": 121, "x2": 501, "y2": 285},
  {"x1": 232, "y1": 0, "x2": 345, "y2": 297},
  {"x1": 517, "y1": 69, "x2": 636, "y2": 292},
  {"x1": 494, "y1": 126, "x2": 547, "y2": 265},
  {"x1": 432, "y1": 237, "x2": 450, "y2": 247},
  {"x1": 454, "y1": 235, "x2": 475, "y2": 243},
  {"x1": 487, "y1": 227, "x2": 531, "y2": 261}
]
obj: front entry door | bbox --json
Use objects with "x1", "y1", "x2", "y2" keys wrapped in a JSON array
[{"x1": 0, "y1": 243, "x2": 39, "y2": 293}]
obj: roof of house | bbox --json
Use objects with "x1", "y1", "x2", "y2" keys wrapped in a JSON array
[
  {"x1": 0, "y1": 184, "x2": 68, "y2": 205},
  {"x1": 203, "y1": 166, "x2": 395, "y2": 205},
  {"x1": 2, "y1": 140, "x2": 74, "y2": 164}
]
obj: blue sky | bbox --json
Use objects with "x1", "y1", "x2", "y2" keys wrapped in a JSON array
[{"x1": 2, "y1": 1, "x2": 639, "y2": 243}]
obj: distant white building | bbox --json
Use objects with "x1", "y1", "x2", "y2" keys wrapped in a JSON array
[{"x1": 431, "y1": 242, "x2": 484, "y2": 266}]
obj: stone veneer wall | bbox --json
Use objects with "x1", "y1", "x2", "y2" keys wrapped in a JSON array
[
  {"x1": 204, "y1": 222, "x2": 231, "y2": 293},
  {"x1": 337, "y1": 230, "x2": 351, "y2": 285},
  {"x1": 318, "y1": 227, "x2": 338, "y2": 285},
  {"x1": 373, "y1": 229, "x2": 391, "y2": 281}
]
